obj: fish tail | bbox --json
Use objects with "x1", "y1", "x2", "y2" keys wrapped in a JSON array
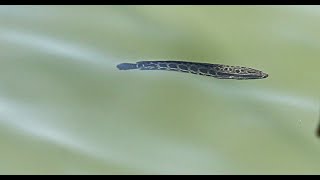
[{"x1": 116, "y1": 63, "x2": 138, "y2": 70}]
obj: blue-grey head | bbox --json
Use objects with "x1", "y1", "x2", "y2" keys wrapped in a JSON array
[{"x1": 213, "y1": 65, "x2": 268, "y2": 80}]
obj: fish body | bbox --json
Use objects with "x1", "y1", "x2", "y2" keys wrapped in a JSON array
[{"x1": 117, "y1": 60, "x2": 268, "y2": 80}]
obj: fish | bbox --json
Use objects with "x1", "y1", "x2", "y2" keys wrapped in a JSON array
[{"x1": 117, "y1": 60, "x2": 268, "y2": 80}]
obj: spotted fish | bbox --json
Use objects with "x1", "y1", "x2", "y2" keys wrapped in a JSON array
[
  {"x1": 317, "y1": 103, "x2": 320, "y2": 138},
  {"x1": 117, "y1": 60, "x2": 268, "y2": 80}
]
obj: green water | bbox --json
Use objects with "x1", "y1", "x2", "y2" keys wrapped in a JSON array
[{"x1": 0, "y1": 5, "x2": 320, "y2": 174}]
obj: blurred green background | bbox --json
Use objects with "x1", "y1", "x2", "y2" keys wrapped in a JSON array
[{"x1": 0, "y1": 5, "x2": 320, "y2": 174}]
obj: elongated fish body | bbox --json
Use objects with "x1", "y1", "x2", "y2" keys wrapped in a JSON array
[
  {"x1": 317, "y1": 117, "x2": 320, "y2": 138},
  {"x1": 317, "y1": 104, "x2": 320, "y2": 138},
  {"x1": 117, "y1": 60, "x2": 268, "y2": 80}
]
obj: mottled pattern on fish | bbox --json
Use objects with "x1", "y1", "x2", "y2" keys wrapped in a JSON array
[{"x1": 117, "y1": 60, "x2": 268, "y2": 80}]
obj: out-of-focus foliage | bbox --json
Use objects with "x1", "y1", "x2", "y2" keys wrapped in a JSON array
[{"x1": 0, "y1": 5, "x2": 320, "y2": 174}]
